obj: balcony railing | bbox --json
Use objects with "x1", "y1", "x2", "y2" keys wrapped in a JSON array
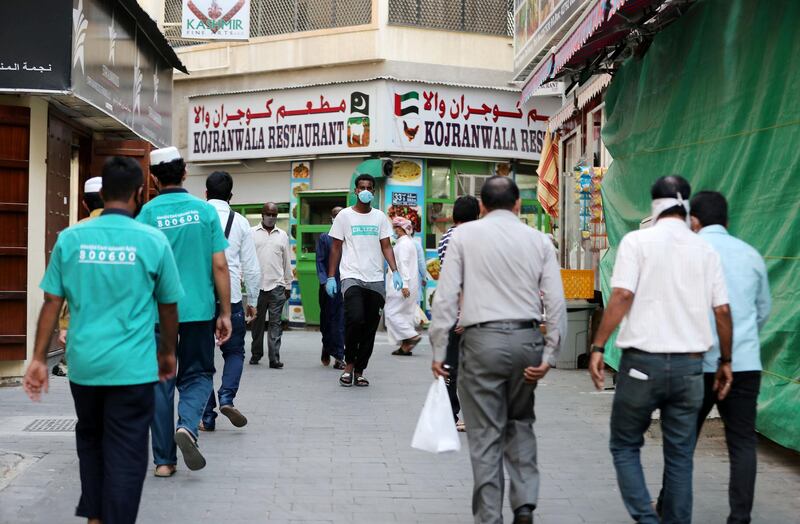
[{"x1": 388, "y1": 0, "x2": 514, "y2": 37}]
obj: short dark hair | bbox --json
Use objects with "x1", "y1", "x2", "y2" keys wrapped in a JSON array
[
  {"x1": 151, "y1": 158, "x2": 186, "y2": 186},
  {"x1": 101, "y1": 157, "x2": 143, "y2": 202},
  {"x1": 480, "y1": 176, "x2": 519, "y2": 211},
  {"x1": 354, "y1": 173, "x2": 375, "y2": 189},
  {"x1": 83, "y1": 192, "x2": 103, "y2": 212},
  {"x1": 206, "y1": 171, "x2": 233, "y2": 201},
  {"x1": 651, "y1": 175, "x2": 691, "y2": 218},
  {"x1": 690, "y1": 191, "x2": 728, "y2": 227},
  {"x1": 453, "y1": 195, "x2": 480, "y2": 223}
]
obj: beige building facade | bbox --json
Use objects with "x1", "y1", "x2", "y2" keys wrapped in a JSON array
[
  {"x1": 152, "y1": 0, "x2": 527, "y2": 204},
  {"x1": 141, "y1": 0, "x2": 559, "y2": 325}
]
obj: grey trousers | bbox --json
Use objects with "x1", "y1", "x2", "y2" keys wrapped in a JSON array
[
  {"x1": 250, "y1": 287, "x2": 286, "y2": 363},
  {"x1": 459, "y1": 325, "x2": 544, "y2": 524}
]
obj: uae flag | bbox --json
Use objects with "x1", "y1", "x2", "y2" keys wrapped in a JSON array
[
  {"x1": 537, "y1": 129, "x2": 560, "y2": 218},
  {"x1": 394, "y1": 92, "x2": 419, "y2": 116}
]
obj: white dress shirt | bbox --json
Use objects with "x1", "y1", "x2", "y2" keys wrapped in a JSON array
[
  {"x1": 429, "y1": 210, "x2": 567, "y2": 366},
  {"x1": 611, "y1": 217, "x2": 729, "y2": 353},
  {"x1": 252, "y1": 224, "x2": 293, "y2": 292},
  {"x1": 208, "y1": 199, "x2": 261, "y2": 307}
]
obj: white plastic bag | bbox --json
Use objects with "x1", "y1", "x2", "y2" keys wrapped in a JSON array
[{"x1": 411, "y1": 377, "x2": 461, "y2": 453}]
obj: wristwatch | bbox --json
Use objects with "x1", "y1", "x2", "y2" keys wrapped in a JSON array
[
  {"x1": 718, "y1": 357, "x2": 732, "y2": 364},
  {"x1": 590, "y1": 344, "x2": 605, "y2": 354}
]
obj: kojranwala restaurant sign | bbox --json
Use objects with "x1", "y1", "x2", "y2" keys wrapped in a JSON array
[{"x1": 187, "y1": 80, "x2": 559, "y2": 162}]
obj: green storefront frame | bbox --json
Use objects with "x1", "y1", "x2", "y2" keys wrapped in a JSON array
[
  {"x1": 294, "y1": 191, "x2": 349, "y2": 325},
  {"x1": 236, "y1": 158, "x2": 547, "y2": 326},
  {"x1": 424, "y1": 158, "x2": 547, "y2": 250}
]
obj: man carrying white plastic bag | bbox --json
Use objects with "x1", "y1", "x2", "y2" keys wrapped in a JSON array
[
  {"x1": 428, "y1": 177, "x2": 566, "y2": 524},
  {"x1": 412, "y1": 376, "x2": 461, "y2": 453}
]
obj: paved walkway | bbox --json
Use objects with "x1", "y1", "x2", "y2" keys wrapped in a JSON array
[{"x1": 0, "y1": 330, "x2": 798, "y2": 523}]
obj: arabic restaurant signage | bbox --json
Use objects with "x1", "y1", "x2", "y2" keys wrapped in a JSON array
[
  {"x1": 72, "y1": 0, "x2": 137, "y2": 127},
  {"x1": 189, "y1": 83, "x2": 379, "y2": 161},
  {"x1": 388, "y1": 81, "x2": 559, "y2": 161},
  {"x1": 182, "y1": 0, "x2": 250, "y2": 40},
  {"x1": 188, "y1": 80, "x2": 558, "y2": 161},
  {"x1": 71, "y1": 0, "x2": 174, "y2": 148},
  {"x1": 0, "y1": 0, "x2": 71, "y2": 92}
]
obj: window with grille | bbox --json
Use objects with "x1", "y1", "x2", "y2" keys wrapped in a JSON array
[
  {"x1": 389, "y1": 0, "x2": 514, "y2": 37},
  {"x1": 163, "y1": 0, "x2": 373, "y2": 47}
]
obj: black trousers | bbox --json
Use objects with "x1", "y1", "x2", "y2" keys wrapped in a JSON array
[
  {"x1": 698, "y1": 371, "x2": 761, "y2": 524},
  {"x1": 319, "y1": 284, "x2": 345, "y2": 361},
  {"x1": 657, "y1": 371, "x2": 761, "y2": 524},
  {"x1": 343, "y1": 285, "x2": 384, "y2": 373},
  {"x1": 70, "y1": 381, "x2": 155, "y2": 524},
  {"x1": 445, "y1": 326, "x2": 461, "y2": 421}
]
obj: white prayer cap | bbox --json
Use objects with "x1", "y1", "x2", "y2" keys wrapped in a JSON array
[
  {"x1": 150, "y1": 146, "x2": 182, "y2": 166},
  {"x1": 84, "y1": 177, "x2": 102, "y2": 193}
]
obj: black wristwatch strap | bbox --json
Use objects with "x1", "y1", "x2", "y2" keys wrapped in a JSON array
[
  {"x1": 718, "y1": 356, "x2": 732, "y2": 364},
  {"x1": 591, "y1": 344, "x2": 605, "y2": 354}
]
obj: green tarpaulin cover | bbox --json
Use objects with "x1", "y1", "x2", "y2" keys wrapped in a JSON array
[{"x1": 599, "y1": 0, "x2": 800, "y2": 451}]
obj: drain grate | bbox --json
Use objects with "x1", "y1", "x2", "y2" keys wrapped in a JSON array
[{"x1": 23, "y1": 419, "x2": 77, "y2": 432}]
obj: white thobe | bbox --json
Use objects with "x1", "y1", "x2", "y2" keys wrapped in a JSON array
[{"x1": 384, "y1": 235, "x2": 420, "y2": 345}]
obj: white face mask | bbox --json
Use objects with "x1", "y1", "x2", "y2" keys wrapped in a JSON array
[{"x1": 651, "y1": 195, "x2": 691, "y2": 227}]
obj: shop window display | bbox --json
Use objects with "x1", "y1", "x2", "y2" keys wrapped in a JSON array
[
  {"x1": 520, "y1": 202, "x2": 542, "y2": 229},
  {"x1": 515, "y1": 166, "x2": 550, "y2": 233},
  {"x1": 425, "y1": 160, "x2": 454, "y2": 249},
  {"x1": 428, "y1": 166, "x2": 451, "y2": 199},
  {"x1": 516, "y1": 173, "x2": 538, "y2": 200},
  {"x1": 426, "y1": 202, "x2": 454, "y2": 250},
  {"x1": 298, "y1": 195, "x2": 343, "y2": 227},
  {"x1": 561, "y1": 132, "x2": 590, "y2": 270}
]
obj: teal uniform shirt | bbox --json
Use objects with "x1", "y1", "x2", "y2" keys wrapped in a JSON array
[
  {"x1": 40, "y1": 210, "x2": 184, "y2": 386},
  {"x1": 137, "y1": 189, "x2": 228, "y2": 322}
]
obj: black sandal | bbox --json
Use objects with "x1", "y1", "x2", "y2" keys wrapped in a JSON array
[
  {"x1": 354, "y1": 375, "x2": 370, "y2": 387},
  {"x1": 392, "y1": 348, "x2": 412, "y2": 356},
  {"x1": 339, "y1": 371, "x2": 353, "y2": 387}
]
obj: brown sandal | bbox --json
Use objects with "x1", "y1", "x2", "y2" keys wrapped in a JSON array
[{"x1": 154, "y1": 465, "x2": 176, "y2": 477}]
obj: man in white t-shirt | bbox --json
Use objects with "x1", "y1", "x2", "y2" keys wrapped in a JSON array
[{"x1": 326, "y1": 174, "x2": 403, "y2": 387}]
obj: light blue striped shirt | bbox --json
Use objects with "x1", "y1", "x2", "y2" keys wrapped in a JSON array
[{"x1": 700, "y1": 225, "x2": 771, "y2": 372}]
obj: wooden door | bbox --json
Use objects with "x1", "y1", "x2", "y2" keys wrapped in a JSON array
[
  {"x1": 0, "y1": 106, "x2": 30, "y2": 361},
  {"x1": 46, "y1": 115, "x2": 72, "y2": 262},
  {"x1": 91, "y1": 140, "x2": 155, "y2": 201}
]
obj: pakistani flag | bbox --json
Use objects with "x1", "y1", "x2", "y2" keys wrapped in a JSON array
[{"x1": 394, "y1": 92, "x2": 419, "y2": 116}]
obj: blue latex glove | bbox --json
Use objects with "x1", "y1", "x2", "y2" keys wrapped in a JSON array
[
  {"x1": 392, "y1": 271, "x2": 404, "y2": 291},
  {"x1": 325, "y1": 277, "x2": 338, "y2": 297}
]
